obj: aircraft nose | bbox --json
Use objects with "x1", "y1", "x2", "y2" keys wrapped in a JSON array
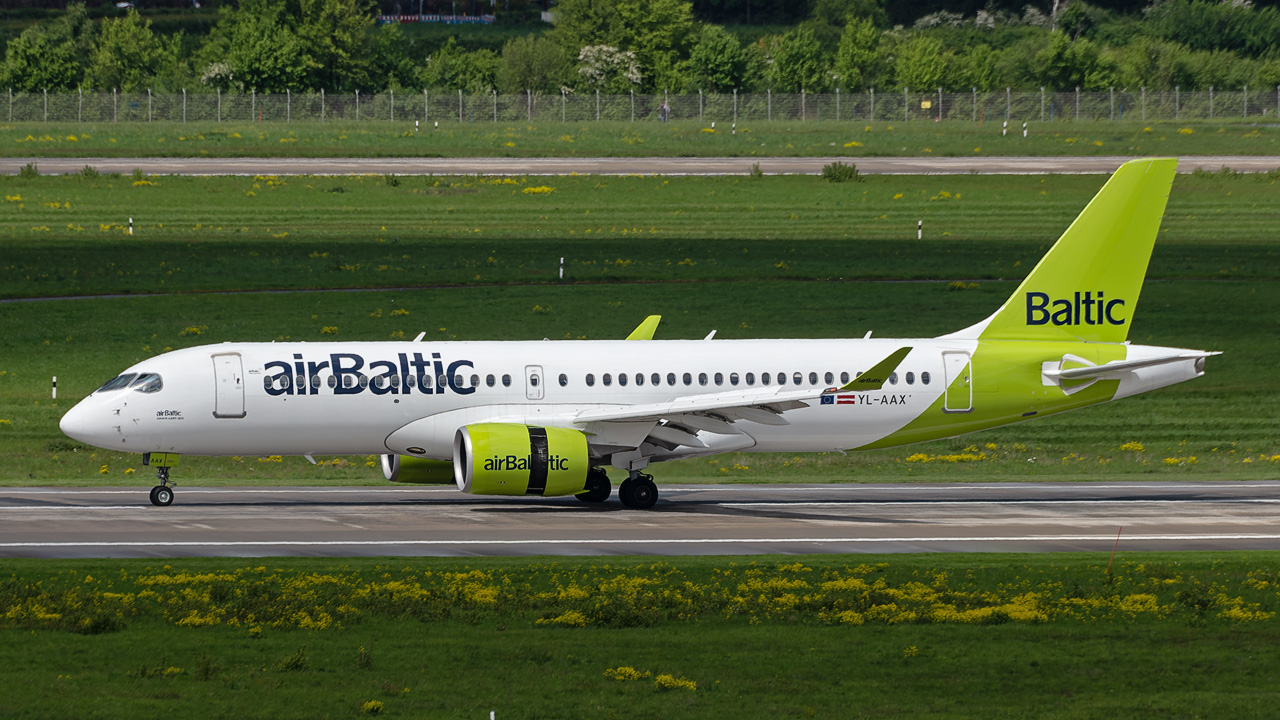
[{"x1": 59, "y1": 401, "x2": 90, "y2": 444}]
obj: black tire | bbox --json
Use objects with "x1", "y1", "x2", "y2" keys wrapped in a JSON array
[
  {"x1": 618, "y1": 479, "x2": 635, "y2": 507},
  {"x1": 152, "y1": 486, "x2": 174, "y2": 507},
  {"x1": 627, "y1": 480, "x2": 658, "y2": 510},
  {"x1": 575, "y1": 468, "x2": 611, "y2": 503}
]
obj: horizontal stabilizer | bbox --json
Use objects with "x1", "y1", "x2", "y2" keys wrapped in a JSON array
[{"x1": 1046, "y1": 351, "x2": 1220, "y2": 381}]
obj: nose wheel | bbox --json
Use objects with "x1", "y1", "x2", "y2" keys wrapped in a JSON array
[{"x1": 149, "y1": 466, "x2": 175, "y2": 507}]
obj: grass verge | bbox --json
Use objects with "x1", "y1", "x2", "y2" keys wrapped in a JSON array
[
  {"x1": 5, "y1": 120, "x2": 1280, "y2": 158},
  {"x1": 1, "y1": 552, "x2": 1277, "y2": 718}
]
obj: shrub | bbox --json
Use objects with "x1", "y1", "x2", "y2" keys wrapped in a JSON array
[
  {"x1": 18, "y1": 163, "x2": 38, "y2": 179},
  {"x1": 80, "y1": 165, "x2": 100, "y2": 179},
  {"x1": 821, "y1": 161, "x2": 861, "y2": 183}
]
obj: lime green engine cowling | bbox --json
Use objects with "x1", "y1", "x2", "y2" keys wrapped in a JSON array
[
  {"x1": 453, "y1": 423, "x2": 590, "y2": 497},
  {"x1": 381, "y1": 454, "x2": 455, "y2": 484}
]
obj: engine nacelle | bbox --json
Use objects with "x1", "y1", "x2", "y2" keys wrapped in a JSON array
[
  {"x1": 381, "y1": 454, "x2": 455, "y2": 484},
  {"x1": 453, "y1": 423, "x2": 589, "y2": 497}
]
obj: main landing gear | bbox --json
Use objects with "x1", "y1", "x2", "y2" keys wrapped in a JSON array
[
  {"x1": 576, "y1": 467, "x2": 612, "y2": 503},
  {"x1": 149, "y1": 466, "x2": 175, "y2": 507},
  {"x1": 618, "y1": 472, "x2": 659, "y2": 510},
  {"x1": 576, "y1": 468, "x2": 660, "y2": 509}
]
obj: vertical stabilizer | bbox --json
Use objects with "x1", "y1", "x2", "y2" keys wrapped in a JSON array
[{"x1": 951, "y1": 158, "x2": 1177, "y2": 343}]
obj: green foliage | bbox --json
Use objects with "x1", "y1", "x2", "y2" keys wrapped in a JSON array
[
  {"x1": 833, "y1": 16, "x2": 881, "y2": 90},
  {"x1": 810, "y1": 0, "x2": 889, "y2": 29},
  {"x1": 84, "y1": 10, "x2": 171, "y2": 93},
  {"x1": 1034, "y1": 31, "x2": 1112, "y2": 90},
  {"x1": 1148, "y1": 0, "x2": 1280, "y2": 59},
  {"x1": 206, "y1": 0, "x2": 315, "y2": 92},
  {"x1": 768, "y1": 26, "x2": 828, "y2": 91},
  {"x1": 820, "y1": 160, "x2": 861, "y2": 182},
  {"x1": 420, "y1": 37, "x2": 498, "y2": 92},
  {"x1": 686, "y1": 24, "x2": 754, "y2": 92},
  {"x1": 496, "y1": 35, "x2": 573, "y2": 93},
  {"x1": 17, "y1": 162, "x2": 38, "y2": 179},
  {"x1": 894, "y1": 35, "x2": 954, "y2": 90},
  {"x1": 0, "y1": 3, "x2": 93, "y2": 92}
]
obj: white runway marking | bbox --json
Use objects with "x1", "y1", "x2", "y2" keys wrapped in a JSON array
[{"x1": 3, "y1": 534, "x2": 1280, "y2": 549}]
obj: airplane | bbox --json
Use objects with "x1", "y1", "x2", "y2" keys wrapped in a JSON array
[{"x1": 60, "y1": 158, "x2": 1217, "y2": 509}]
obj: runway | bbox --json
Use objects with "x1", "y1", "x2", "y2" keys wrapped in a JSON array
[
  {"x1": 1, "y1": 481, "x2": 1278, "y2": 558},
  {"x1": 9, "y1": 155, "x2": 1280, "y2": 176}
]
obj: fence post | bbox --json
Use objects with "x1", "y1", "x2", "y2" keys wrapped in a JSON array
[
  {"x1": 937, "y1": 88, "x2": 942, "y2": 121},
  {"x1": 698, "y1": 89, "x2": 703, "y2": 123},
  {"x1": 631, "y1": 89, "x2": 635, "y2": 122},
  {"x1": 972, "y1": 87, "x2": 976, "y2": 122},
  {"x1": 870, "y1": 88, "x2": 874, "y2": 120},
  {"x1": 1109, "y1": 86, "x2": 1114, "y2": 121},
  {"x1": 321, "y1": 89, "x2": 325, "y2": 122},
  {"x1": 252, "y1": 89, "x2": 256, "y2": 121},
  {"x1": 596, "y1": 89, "x2": 600, "y2": 121},
  {"x1": 217, "y1": 88, "x2": 221, "y2": 122},
  {"x1": 835, "y1": 88, "x2": 839, "y2": 120},
  {"x1": 182, "y1": 88, "x2": 186, "y2": 123},
  {"x1": 734, "y1": 89, "x2": 738, "y2": 122},
  {"x1": 391, "y1": 88, "x2": 395, "y2": 123},
  {"x1": 1040, "y1": 86, "x2": 1044, "y2": 122},
  {"x1": 903, "y1": 87, "x2": 907, "y2": 121},
  {"x1": 148, "y1": 88, "x2": 153, "y2": 122},
  {"x1": 1175, "y1": 86, "x2": 1179, "y2": 120},
  {"x1": 1243, "y1": 85, "x2": 1247, "y2": 119},
  {"x1": 423, "y1": 89, "x2": 427, "y2": 122},
  {"x1": 561, "y1": 89, "x2": 565, "y2": 122},
  {"x1": 44, "y1": 88, "x2": 48, "y2": 122},
  {"x1": 1005, "y1": 87, "x2": 1010, "y2": 120},
  {"x1": 114, "y1": 88, "x2": 118, "y2": 123},
  {"x1": 458, "y1": 89, "x2": 462, "y2": 123},
  {"x1": 1074, "y1": 86, "x2": 1079, "y2": 121},
  {"x1": 1209, "y1": 85, "x2": 1214, "y2": 118},
  {"x1": 79, "y1": 87, "x2": 83, "y2": 123},
  {"x1": 286, "y1": 89, "x2": 289, "y2": 123},
  {"x1": 767, "y1": 89, "x2": 771, "y2": 121},
  {"x1": 492, "y1": 90, "x2": 496, "y2": 122},
  {"x1": 356, "y1": 89, "x2": 360, "y2": 122},
  {"x1": 1141, "y1": 86, "x2": 1145, "y2": 122},
  {"x1": 802, "y1": 89, "x2": 808, "y2": 122},
  {"x1": 7, "y1": 88, "x2": 11, "y2": 122}
]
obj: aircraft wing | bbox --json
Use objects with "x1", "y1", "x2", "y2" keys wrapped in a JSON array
[{"x1": 574, "y1": 347, "x2": 912, "y2": 450}]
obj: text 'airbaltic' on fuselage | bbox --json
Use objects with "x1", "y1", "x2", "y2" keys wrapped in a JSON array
[{"x1": 263, "y1": 352, "x2": 476, "y2": 396}]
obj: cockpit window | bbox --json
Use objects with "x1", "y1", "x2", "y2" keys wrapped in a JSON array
[
  {"x1": 132, "y1": 373, "x2": 163, "y2": 393},
  {"x1": 96, "y1": 373, "x2": 138, "y2": 392}
]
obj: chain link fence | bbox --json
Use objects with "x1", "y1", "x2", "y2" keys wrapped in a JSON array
[{"x1": 6, "y1": 88, "x2": 1280, "y2": 124}]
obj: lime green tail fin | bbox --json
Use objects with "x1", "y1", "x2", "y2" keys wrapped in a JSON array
[{"x1": 953, "y1": 158, "x2": 1177, "y2": 343}]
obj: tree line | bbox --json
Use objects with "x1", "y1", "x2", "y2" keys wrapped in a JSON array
[{"x1": 3, "y1": 0, "x2": 1279, "y2": 95}]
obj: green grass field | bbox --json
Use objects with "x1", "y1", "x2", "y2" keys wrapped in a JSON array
[
  {"x1": 2, "y1": 552, "x2": 1278, "y2": 718},
  {"x1": 5, "y1": 120, "x2": 1280, "y2": 158},
  {"x1": 1, "y1": 171, "x2": 1276, "y2": 484}
]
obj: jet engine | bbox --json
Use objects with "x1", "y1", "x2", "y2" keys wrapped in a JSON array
[
  {"x1": 453, "y1": 423, "x2": 589, "y2": 496},
  {"x1": 381, "y1": 454, "x2": 455, "y2": 484}
]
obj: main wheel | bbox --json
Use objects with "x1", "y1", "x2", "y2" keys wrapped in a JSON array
[
  {"x1": 151, "y1": 485, "x2": 174, "y2": 507},
  {"x1": 576, "y1": 468, "x2": 611, "y2": 503},
  {"x1": 627, "y1": 479, "x2": 658, "y2": 509}
]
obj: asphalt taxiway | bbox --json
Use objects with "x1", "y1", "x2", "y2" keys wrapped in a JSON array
[
  {"x1": 8, "y1": 155, "x2": 1280, "y2": 176},
  {"x1": 1, "y1": 481, "x2": 1277, "y2": 558}
]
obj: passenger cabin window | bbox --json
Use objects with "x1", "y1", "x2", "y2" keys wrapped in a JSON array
[
  {"x1": 667, "y1": 373, "x2": 677, "y2": 386},
  {"x1": 98, "y1": 374, "x2": 138, "y2": 392},
  {"x1": 470, "y1": 374, "x2": 479, "y2": 388},
  {"x1": 585, "y1": 373, "x2": 596, "y2": 387},
  {"x1": 840, "y1": 371, "x2": 850, "y2": 384},
  {"x1": 889, "y1": 372, "x2": 898, "y2": 385},
  {"x1": 636, "y1": 373, "x2": 644, "y2": 386},
  {"x1": 745, "y1": 372, "x2": 755, "y2": 385},
  {"x1": 921, "y1": 371, "x2": 931, "y2": 385},
  {"x1": 423, "y1": 375, "x2": 433, "y2": 389},
  {"x1": 906, "y1": 372, "x2": 915, "y2": 385},
  {"x1": 486, "y1": 374, "x2": 496, "y2": 387},
  {"x1": 793, "y1": 372, "x2": 803, "y2": 385},
  {"x1": 131, "y1": 373, "x2": 163, "y2": 394},
  {"x1": 618, "y1": 373, "x2": 627, "y2": 387},
  {"x1": 824, "y1": 372, "x2": 834, "y2": 385},
  {"x1": 698, "y1": 373, "x2": 708, "y2": 386},
  {"x1": 761, "y1": 373, "x2": 770, "y2": 386},
  {"x1": 603, "y1": 373, "x2": 612, "y2": 387},
  {"x1": 502, "y1": 374, "x2": 512, "y2": 387},
  {"x1": 714, "y1": 372, "x2": 724, "y2": 386},
  {"x1": 778, "y1": 372, "x2": 787, "y2": 386},
  {"x1": 683, "y1": 373, "x2": 693, "y2": 386},
  {"x1": 808, "y1": 372, "x2": 818, "y2": 385},
  {"x1": 730, "y1": 372, "x2": 739, "y2": 386},
  {"x1": 651, "y1": 373, "x2": 661, "y2": 386},
  {"x1": 558, "y1": 373, "x2": 568, "y2": 387}
]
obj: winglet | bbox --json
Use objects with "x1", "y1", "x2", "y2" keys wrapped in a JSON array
[
  {"x1": 837, "y1": 347, "x2": 912, "y2": 392},
  {"x1": 625, "y1": 315, "x2": 662, "y2": 341}
]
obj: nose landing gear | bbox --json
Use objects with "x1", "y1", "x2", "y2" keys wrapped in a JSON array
[{"x1": 142, "y1": 452, "x2": 179, "y2": 507}]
